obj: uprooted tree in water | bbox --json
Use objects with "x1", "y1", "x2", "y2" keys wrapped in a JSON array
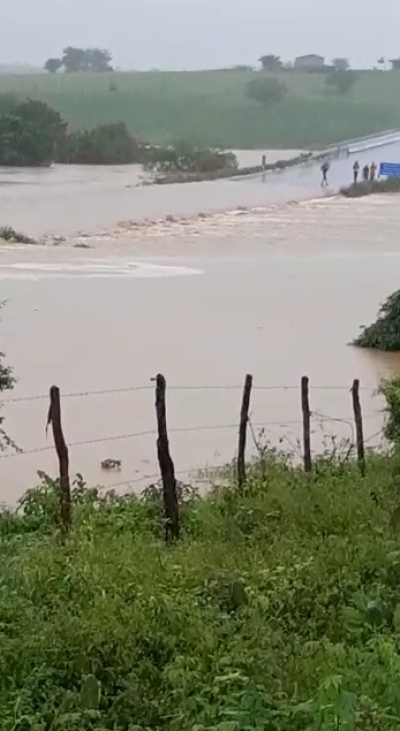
[{"x1": 353, "y1": 289, "x2": 400, "y2": 351}]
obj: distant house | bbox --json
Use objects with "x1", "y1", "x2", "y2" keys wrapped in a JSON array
[
  {"x1": 390, "y1": 59, "x2": 400, "y2": 70},
  {"x1": 294, "y1": 54, "x2": 325, "y2": 71}
]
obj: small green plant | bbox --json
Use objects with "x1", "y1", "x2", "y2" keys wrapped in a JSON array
[
  {"x1": 380, "y1": 376, "x2": 400, "y2": 442},
  {"x1": 0, "y1": 226, "x2": 35, "y2": 244}
]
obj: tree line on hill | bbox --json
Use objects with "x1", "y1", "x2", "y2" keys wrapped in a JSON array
[
  {"x1": 246, "y1": 55, "x2": 358, "y2": 107},
  {"x1": 258, "y1": 54, "x2": 351, "y2": 72},
  {"x1": 44, "y1": 48, "x2": 113, "y2": 74}
]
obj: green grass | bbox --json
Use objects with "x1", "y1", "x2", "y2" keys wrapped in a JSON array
[
  {"x1": 1, "y1": 69, "x2": 400, "y2": 148},
  {"x1": 3, "y1": 453, "x2": 400, "y2": 729}
]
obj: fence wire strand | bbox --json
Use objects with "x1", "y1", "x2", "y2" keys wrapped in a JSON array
[
  {"x1": 0, "y1": 411, "x2": 383, "y2": 461},
  {"x1": 0, "y1": 382, "x2": 378, "y2": 405}
]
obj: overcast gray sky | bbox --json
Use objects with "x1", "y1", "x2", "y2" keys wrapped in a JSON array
[{"x1": 1, "y1": 0, "x2": 398, "y2": 70}]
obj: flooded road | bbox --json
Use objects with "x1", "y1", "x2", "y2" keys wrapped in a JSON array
[
  {"x1": 1, "y1": 141, "x2": 400, "y2": 238},
  {"x1": 2, "y1": 148, "x2": 400, "y2": 502}
]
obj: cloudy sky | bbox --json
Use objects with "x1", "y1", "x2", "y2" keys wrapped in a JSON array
[{"x1": 1, "y1": 0, "x2": 398, "y2": 70}]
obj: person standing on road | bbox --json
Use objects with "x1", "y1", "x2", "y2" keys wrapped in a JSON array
[
  {"x1": 370, "y1": 162, "x2": 377, "y2": 181},
  {"x1": 321, "y1": 161, "x2": 330, "y2": 186},
  {"x1": 353, "y1": 160, "x2": 360, "y2": 184},
  {"x1": 362, "y1": 164, "x2": 370, "y2": 182}
]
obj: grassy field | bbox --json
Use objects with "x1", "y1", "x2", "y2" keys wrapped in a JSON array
[
  {"x1": 2, "y1": 452, "x2": 400, "y2": 729},
  {"x1": 1, "y1": 69, "x2": 400, "y2": 149}
]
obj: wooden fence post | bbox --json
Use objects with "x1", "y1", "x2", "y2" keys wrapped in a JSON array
[
  {"x1": 238, "y1": 374, "x2": 253, "y2": 489},
  {"x1": 155, "y1": 374, "x2": 180, "y2": 542},
  {"x1": 351, "y1": 379, "x2": 365, "y2": 476},
  {"x1": 47, "y1": 386, "x2": 71, "y2": 533},
  {"x1": 301, "y1": 376, "x2": 312, "y2": 472}
]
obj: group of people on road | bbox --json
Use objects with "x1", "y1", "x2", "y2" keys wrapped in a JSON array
[
  {"x1": 352, "y1": 160, "x2": 377, "y2": 184},
  {"x1": 320, "y1": 159, "x2": 379, "y2": 187}
]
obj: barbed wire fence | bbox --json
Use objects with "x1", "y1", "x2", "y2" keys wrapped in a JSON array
[{"x1": 1, "y1": 374, "x2": 385, "y2": 538}]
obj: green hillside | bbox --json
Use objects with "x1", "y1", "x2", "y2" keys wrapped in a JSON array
[{"x1": 0, "y1": 69, "x2": 400, "y2": 148}]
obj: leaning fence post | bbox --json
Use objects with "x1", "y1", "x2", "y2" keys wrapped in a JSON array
[
  {"x1": 301, "y1": 376, "x2": 312, "y2": 472},
  {"x1": 155, "y1": 374, "x2": 179, "y2": 542},
  {"x1": 47, "y1": 386, "x2": 71, "y2": 533},
  {"x1": 351, "y1": 379, "x2": 365, "y2": 476},
  {"x1": 237, "y1": 374, "x2": 253, "y2": 489}
]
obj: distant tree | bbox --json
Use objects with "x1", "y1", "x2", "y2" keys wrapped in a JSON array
[
  {"x1": 246, "y1": 77, "x2": 287, "y2": 105},
  {"x1": 325, "y1": 69, "x2": 358, "y2": 95},
  {"x1": 86, "y1": 48, "x2": 113, "y2": 73},
  {"x1": 44, "y1": 58, "x2": 63, "y2": 74},
  {"x1": 61, "y1": 47, "x2": 113, "y2": 73},
  {"x1": 258, "y1": 55, "x2": 282, "y2": 71},
  {"x1": 332, "y1": 57, "x2": 350, "y2": 71},
  {"x1": 62, "y1": 47, "x2": 88, "y2": 73}
]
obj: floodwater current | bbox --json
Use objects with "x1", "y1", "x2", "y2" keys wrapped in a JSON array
[{"x1": 1, "y1": 144, "x2": 400, "y2": 502}]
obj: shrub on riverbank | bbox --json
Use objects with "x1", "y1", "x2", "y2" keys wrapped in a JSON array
[
  {"x1": 380, "y1": 376, "x2": 400, "y2": 442},
  {"x1": 353, "y1": 289, "x2": 400, "y2": 350},
  {"x1": 56, "y1": 122, "x2": 142, "y2": 164},
  {"x1": 0, "y1": 97, "x2": 66, "y2": 166},
  {"x1": 341, "y1": 176, "x2": 400, "y2": 198},
  {"x1": 144, "y1": 140, "x2": 238, "y2": 176},
  {"x1": 0, "y1": 94, "x2": 144, "y2": 166},
  {"x1": 0, "y1": 226, "x2": 36, "y2": 244},
  {"x1": 3, "y1": 450, "x2": 400, "y2": 728}
]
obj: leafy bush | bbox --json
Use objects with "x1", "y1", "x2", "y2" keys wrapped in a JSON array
[
  {"x1": 246, "y1": 76, "x2": 287, "y2": 105},
  {"x1": 0, "y1": 96, "x2": 141, "y2": 166},
  {"x1": 0, "y1": 98, "x2": 66, "y2": 166},
  {"x1": 145, "y1": 140, "x2": 238, "y2": 175},
  {"x1": 354, "y1": 288, "x2": 400, "y2": 350},
  {"x1": 380, "y1": 377, "x2": 400, "y2": 442},
  {"x1": 0, "y1": 226, "x2": 35, "y2": 244},
  {"x1": 56, "y1": 122, "x2": 141, "y2": 165}
]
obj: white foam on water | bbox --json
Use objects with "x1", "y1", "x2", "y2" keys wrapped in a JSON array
[{"x1": 0, "y1": 259, "x2": 203, "y2": 281}]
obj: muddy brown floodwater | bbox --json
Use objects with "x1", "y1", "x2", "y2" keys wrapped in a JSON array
[{"x1": 1, "y1": 160, "x2": 400, "y2": 503}]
